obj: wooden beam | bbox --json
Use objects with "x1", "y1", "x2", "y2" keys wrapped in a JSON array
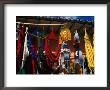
[{"x1": 16, "y1": 22, "x2": 64, "y2": 26}]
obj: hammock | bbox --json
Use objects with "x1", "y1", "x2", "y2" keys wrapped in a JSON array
[{"x1": 44, "y1": 31, "x2": 61, "y2": 62}]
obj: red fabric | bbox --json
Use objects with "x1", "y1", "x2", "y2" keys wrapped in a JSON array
[
  {"x1": 44, "y1": 31, "x2": 61, "y2": 62},
  {"x1": 17, "y1": 25, "x2": 25, "y2": 57},
  {"x1": 17, "y1": 32, "x2": 21, "y2": 57},
  {"x1": 32, "y1": 59, "x2": 35, "y2": 74},
  {"x1": 46, "y1": 56, "x2": 53, "y2": 69},
  {"x1": 16, "y1": 24, "x2": 25, "y2": 73},
  {"x1": 48, "y1": 31, "x2": 58, "y2": 40}
]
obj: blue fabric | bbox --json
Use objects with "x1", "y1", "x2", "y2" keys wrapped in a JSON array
[
  {"x1": 16, "y1": 32, "x2": 18, "y2": 40},
  {"x1": 61, "y1": 42, "x2": 68, "y2": 49},
  {"x1": 64, "y1": 52, "x2": 70, "y2": 60},
  {"x1": 75, "y1": 50, "x2": 83, "y2": 66},
  {"x1": 27, "y1": 34, "x2": 37, "y2": 59}
]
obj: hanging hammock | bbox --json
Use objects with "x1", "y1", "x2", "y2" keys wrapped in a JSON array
[
  {"x1": 44, "y1": 31, "x2": 61, "y2": 62},
  {"x1": 16, "y1": 24, "x2": 26, "y2": 73},
  {"x1": 84, "y1": 28, "x2": 94, "y2": 69},
  {"x1": 59, "y1": 27, "x2": 71, "y2": 44}
]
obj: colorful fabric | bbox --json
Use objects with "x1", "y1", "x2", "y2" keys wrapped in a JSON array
[
  {"x1": 37, "y1": 32, "x2": 41, "y2": 48},
  {"x1": 41, "y1": 30, "x2": 45, "y2": 50},
  {"x1": 61, "y1": 41, "x2": 68, "y2": 49},
  {"x1": 75, "y1": 50, "x2": 83, "y2": 66},
  {"x1": 27, "y1": 33, "x2": 38, "y2": 74},
  {"x1": 59, "y1": 27, "x2": 71, "y2": 44},
  {"x1": 32, "y1": 59, "x2": 36, "y2": 74},
  {"x1": 64, "y1": 52, "x2": 70, "y2": 60},
  {"x1": 74, "y1": 31, "x2": 80, "y2": 41},
  {"x1": 44, "y1": 31, "x2": 61, "y2": 62},
  {"x1": 22, "y1": 27, "x2": 29, "y2": 69},
  {"x1": 16, "y1": 24, "x2": 26, "y2": 73},
  {"x1": 84, "y1": 28, "x2": 94, "y2": 68},
  {"x1": 19, "y1": 68, "x2": 26, "y2": 74},
  {"x1": 27, "y1": 33, "x2": 37, "y2": 59},
  {"x1": 48, "y1": 31, "x2": 58, "y2": 40}
]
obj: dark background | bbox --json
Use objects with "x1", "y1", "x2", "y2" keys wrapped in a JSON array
[
  {"x1": 0, "y1": 0, "x2": 109, "y2": 4},
  {"x1": 0, "y1": 0, "x2": 110, "y2": 90}
]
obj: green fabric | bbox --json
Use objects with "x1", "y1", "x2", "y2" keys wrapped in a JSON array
[
  {"x1": 42, "y1": 30, "x2": 45, "y2": 38},
  {"x1": 19, "y1": 68, "x2": 26, "y2": 74}
]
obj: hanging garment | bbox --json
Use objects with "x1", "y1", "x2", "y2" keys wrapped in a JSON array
[{"x1": 59, "y1": 27, "x2": 71, "y2": 44}]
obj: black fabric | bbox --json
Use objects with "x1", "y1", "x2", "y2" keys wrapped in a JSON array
[
  {"x1": 23, "y1": 55, "x2": 33, "y2": 74},
  {"x1": 84, "y1": 57, "x2": 90, "y2": 74}
]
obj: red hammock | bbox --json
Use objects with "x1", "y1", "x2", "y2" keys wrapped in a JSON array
[
  {"x1": 44, "y1": 31, "x2": 61, "y2": 62},
  {"x1": 16, "y1": 24, "x2": 26, "y2": 73}
]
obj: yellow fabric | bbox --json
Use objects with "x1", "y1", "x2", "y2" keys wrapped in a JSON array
[
  {"x1": 59, "y1": 27, "x2": 71, "y2": 44},
  {"x1": 84, "y1": 28, "x2": 94, "y2": 69},
  {"x1": 59, "y1": 36, "x2": 62, "y2": 44},
  {"x1": 70, "y1": 62, "x2": 74, "y2": 72},
  {"x1": 70, "y1": 52, "x2": 75, "y2": 59},
  {"x1": 70, "y1": 52, "x2": 75, "y2": 73}
]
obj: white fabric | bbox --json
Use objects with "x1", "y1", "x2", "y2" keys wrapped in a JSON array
[{"x1": 21, "y1": 27, "x2": 29, "y2": 69}]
